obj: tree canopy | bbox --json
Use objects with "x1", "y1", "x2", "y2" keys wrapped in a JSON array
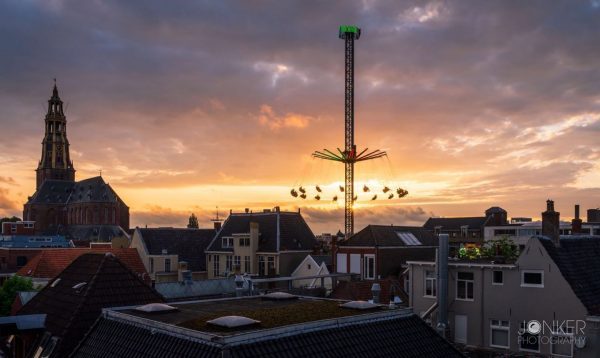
[{"x1": 187, "y1": 213, "x2": 199, "y2": 229}]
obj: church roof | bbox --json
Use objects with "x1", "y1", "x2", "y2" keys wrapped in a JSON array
[{"x1": 26, "y1": 176, "x2": 125, "y2": 206}]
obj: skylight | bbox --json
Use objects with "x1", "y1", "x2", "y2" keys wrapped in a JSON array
[
  {"x1": 395, "y1": 232, "x2": 421, "y2": 245},
  {"x1": 135, "y1": 303, "x2": 177, "y2": 313},
  {"x1": 207, "y1": 315, "x2": 260, "y2": 328}
]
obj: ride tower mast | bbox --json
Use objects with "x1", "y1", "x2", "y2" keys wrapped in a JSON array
[{"x1": 312, "y1": 26, "x2": 387, "y2": 238}]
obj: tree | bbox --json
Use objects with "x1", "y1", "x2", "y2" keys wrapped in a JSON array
[
  {"x1": 0, "y1": 216, "x2": 21, "y2": 224},
  {"x1": 0, "y1": 276, "x2": 34, "y2": 316},
  {"x1": 187, "y1": 213, "x2": 199, "y2": 229}
]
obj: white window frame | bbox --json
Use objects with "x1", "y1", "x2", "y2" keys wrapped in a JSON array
[
  {"x1": 489, "y1": 320, "x2": 510, "y2": 349},
  {"x1": 363, "y1": 254, "x2": 375, "y2": 280},
  {"x1": 521, "y1": 270, "x2": 544, "y2": 288},
  {"x1": 222, "y1": 237, "x2": 234, "y2": 248},
  {"x1": 456, "y1": 272, "x2": 475, "y2": 301},
  {"x1": 424, "y1": 270, "x2": 436, "y2": 298},
  {"x1": 212, "y1": 255, "x2": 220, "y2": 277},
  {"x1": 518, "y1": 321, "x2": 541, "y2": 353},
  {"x1": 243, "y1": 256, "x2": 251, "y2": 273},
  {"x1": 551, "y1": 323, "x2": 574, "y2": 358},
  {"x1": 492, "y1": 270, "x2": 504, "y2": 285},
  {"x1": 164, "y1": 258, "x2": 171, "y2": 272},
  {"x1": 225, "y1": 255, "x2": 233, "y2": 273}
]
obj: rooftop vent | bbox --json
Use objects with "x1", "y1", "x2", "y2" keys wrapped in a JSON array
[
  {"x1": 395, "y1": 232, "x2": 421, "y2": 245},
  {"x1": 262, "y1": 292, "x2": 298, "y2": 301},
  {"x1": 135, "y1": 303, "x2": 177, "y2": 313},
  {"x1": 161, "y1": 249, "x2": 168, "y2": 255},
  {"x1": 206, "y1": 315, "x2": 260, "y2": 328},
  {"x1": 340, "y1": 300, "x2": 380, "y2": 310}
]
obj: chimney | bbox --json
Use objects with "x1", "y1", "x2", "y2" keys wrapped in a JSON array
[
  {"x1": 213, "y1": 221, "x2": 222, "y2": 231},
  {"x1": 250, "y1": 222, "x2": 259, "y2": 272},
  {"x1": 436, "y1": 234, "x2": 450, "y2": 338},
  {"x1": 572, "y1": 204, "x2": 582, "y2": 235},
  {"x1": 177, "y1": 261, "x2": 189, "y2": 282},
  {"x1": 542, "y1": 199, "x2": 560, "y2": 246}
]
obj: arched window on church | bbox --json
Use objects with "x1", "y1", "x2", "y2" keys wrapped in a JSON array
[
  {"x1": 112, "y1": 208, "x2": 116, "y2": 225},
  {"x1": 104, "y1": 207, "x2": 108, "y2": 224}
]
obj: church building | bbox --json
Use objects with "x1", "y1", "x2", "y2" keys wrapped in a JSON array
[{"x1": 22, "y1": 83, "x2": 130, "y2": 241}]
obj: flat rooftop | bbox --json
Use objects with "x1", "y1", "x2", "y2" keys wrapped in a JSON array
[
  {"x1": 119, "y1": 296, "x2": 392, "y2": 336},
  {"x1": 75, "y1": 296, "x2": 465, "y2": 357}
]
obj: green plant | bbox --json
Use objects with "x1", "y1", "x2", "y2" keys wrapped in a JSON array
[
  {"x1": 481, "y1": 236, "x2": 519, "y2": 262},
  {"x1": 0, "y1": 276, "x2": 34, "y2": 316}
]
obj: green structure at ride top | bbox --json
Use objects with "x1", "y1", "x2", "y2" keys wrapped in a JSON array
[{"x1": 312, "y1": 26, "x2": 387, "y2": 238}]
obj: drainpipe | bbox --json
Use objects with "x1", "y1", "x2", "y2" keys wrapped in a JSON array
[{"x1": 437, "y1": 234, "x2": 449, "y2": 338}]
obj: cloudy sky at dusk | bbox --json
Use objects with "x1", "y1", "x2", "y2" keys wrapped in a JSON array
[{"x1": 1, "y1": 0, "x2": 599, "y2": 233}]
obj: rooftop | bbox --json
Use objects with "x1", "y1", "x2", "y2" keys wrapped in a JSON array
[
  {"x1": 537, "y1": 236, "x2": 600, "y2": 315},
  {"x1": 423, "y1": 216, "x2": 489, "y2": 230},
  {"x1": 206, "y1": 210, "x2": 316, "y2": 253},
  {"x1": 137, "y1": 228, "x2": 216, "y2": 272},
  {"x1": 16, "y1": 247, "x2": 149, "y2": 282},
  {"x1": 340, "y1": 225, "x2": 438, "y2": 247},
  {"x1": 72, "y1": 296, "x2": 464, "y2": 358},
  {"x1": 18, "y1": 252, "x2": 163, "y2": 357}
]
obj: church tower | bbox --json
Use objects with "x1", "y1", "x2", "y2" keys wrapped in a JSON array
[{"x1": 36, "y1": 81, "x2": 75, "y2": 189}]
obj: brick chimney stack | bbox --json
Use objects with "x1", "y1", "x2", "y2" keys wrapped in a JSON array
[
  {"x1": 572, "y1": 204, "x2": 582, "y2": 235},
  {"x1": 542, "y1": 199, "x2": 560, "y2": 247}
]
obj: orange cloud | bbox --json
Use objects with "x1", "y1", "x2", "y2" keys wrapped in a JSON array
[{"x1": 258, "y1": 105, "x2": 312, "y2": 130}]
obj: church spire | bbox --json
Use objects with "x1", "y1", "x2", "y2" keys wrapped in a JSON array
[{"x1": 36, "y1": 81, "x2": 75, "y2": 189}]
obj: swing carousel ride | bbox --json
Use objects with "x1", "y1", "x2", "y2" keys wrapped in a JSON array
[{"x1": 289, "y1": 26, "x2": 409, "y2": 238}]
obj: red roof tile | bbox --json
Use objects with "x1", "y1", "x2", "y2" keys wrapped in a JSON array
[{"x1": 16, "y1": 247, "x2": 149, "y2": 283}]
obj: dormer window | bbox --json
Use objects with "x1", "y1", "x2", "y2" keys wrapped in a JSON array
[
  {"x1": 222, "y1": 237, "x2": 234, "y2": 248},
  {"x1": 434, "y1": 226, "x2": 442, "y2": 236},
  {"x1": 461, "y1": 225, "x2": 468, "y2": 237}
]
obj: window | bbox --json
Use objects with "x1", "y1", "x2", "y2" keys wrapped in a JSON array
[
  {"x1": 336, "y1": 254, "x2": 347, "y2": 273},
  {"x1": 395, "y1": 232, "x2": 421, "y2": 245},
  {"x1": 212, "y1": 255, "x2": 220, "y2": 277},
  {"x1": 149, "y1": 258, "x2": 154, "y2": 273},
  {"x1": 234, "y1": 255, "x2": 241, "y2": 271},
  {"x1": 307, "y1": 264, "x2": 312, "y2": 270},
  {"x1": 258, "y1": 256, "x2": 266, "y2": 276},
  {"x1": 239, "y1": 237, "x2": 250, "y2": 247},
  {"x1": 519, "y1": 321, "x2": 540, "y2": 352},
  {"x1": 490, "y1": 320, "x2": 510, "y2": 348},
  {"x1": 456, "y1": 272, "x2": 474, "y2": 300},
  {"x1": 164, "y1": 258, "x2": 171, "y2": 272},
  {"x1": 492, "y1": 270, "x2": 503, "y2": 285},
  {"x1": 222, "y1": 237, "x2": 234, "y2": 248},
  {"x1": 244, "y1": 256, "x2": 251, "y2": 273},
  {"x1": 461, "y1": 226, "x2": 468, "y2": 237},
  {"x1": 16, "y1": 256, "x2": 27, "y2": 267},
  {"x1": 551, "y1": 322, "x2": 574, "y2": 357},
  {"x1": 521, "y1": 270, "x2": 544, "y2": 287},
  {"x1": 267, "y1": 256, "x2": 275, "y2": 275},
  {"x1": 226, "y1": 256, "x2": 233, "y2": 273},
  {"x1": 424, "y1": 270, "x2": 436, "y2": 297},
  {"x1": 364, "y1": 255, "x2": 375, "y2": 279},
  {"x1": 11, "y1": 225, "x2": 16, "y2": 233}
]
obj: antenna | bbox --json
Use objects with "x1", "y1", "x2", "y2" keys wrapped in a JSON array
[{"x1": 211, "y1": 206, "x2": 222, "y2": 223}]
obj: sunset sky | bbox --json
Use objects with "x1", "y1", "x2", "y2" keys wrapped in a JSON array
[{"x1": 1, "y1": 1, "x2": 599, "y2": 233}]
